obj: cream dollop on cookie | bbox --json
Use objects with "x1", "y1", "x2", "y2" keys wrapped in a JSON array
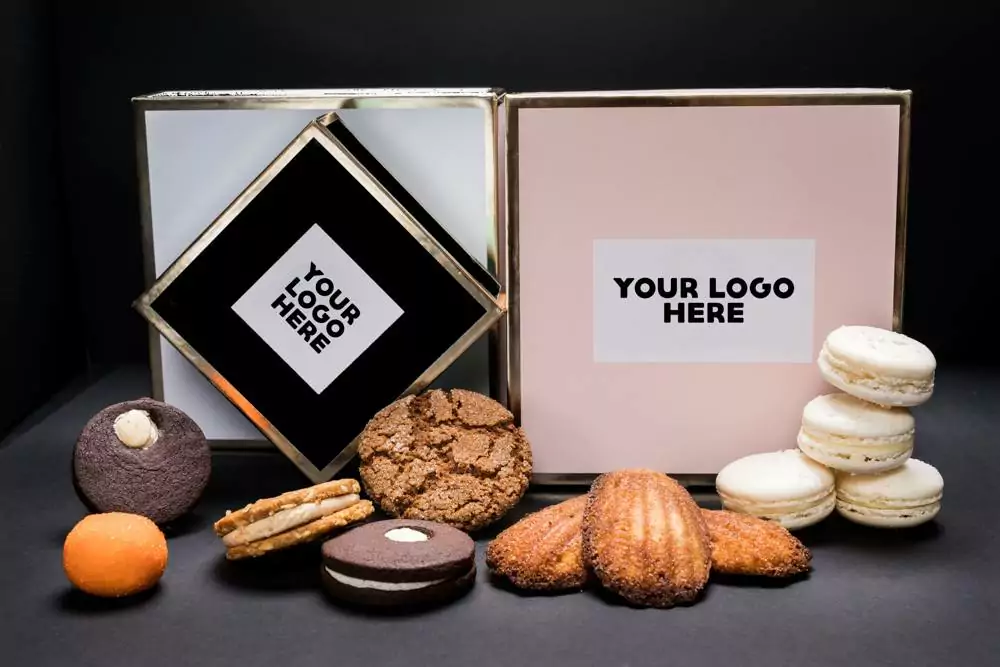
[
  {"x1": 113, "y1": 410, "x2": 160, "y2": 449},
  {"x1": 385, "y1": 527, "x2": 430, "y2": 542}
]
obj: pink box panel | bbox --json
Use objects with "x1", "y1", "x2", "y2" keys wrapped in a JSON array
[{"x1": 513, "y1": 102, "x2": 902, "y2": 475}]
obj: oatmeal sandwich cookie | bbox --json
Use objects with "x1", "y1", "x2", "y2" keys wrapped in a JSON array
[
  {"x1": 213, "y1": 479, "x2": 373, "y2": 560},
  {"x1": 358, "y1": 389, "x2": 532, "y2": 532}
]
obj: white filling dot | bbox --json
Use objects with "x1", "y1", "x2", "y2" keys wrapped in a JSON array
[
  {"x1": 113, "y1": 410, "x2": 159, "y2": 449},
  {"x1": 384, "y1": 527, "x2": 429, "y2": 543}
]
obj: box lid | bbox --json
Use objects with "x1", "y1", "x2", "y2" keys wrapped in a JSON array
[{"x1": 135, "y1": 113, "x2": 505, "y2": 482}]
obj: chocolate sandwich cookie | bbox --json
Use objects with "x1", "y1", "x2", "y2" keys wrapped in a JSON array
[
  {"x1": 320, "y1": 519, "x2": 475, "y2": 608},
  {"x1": 73, "y1": 398, "x2": 211, "y2": 525}
]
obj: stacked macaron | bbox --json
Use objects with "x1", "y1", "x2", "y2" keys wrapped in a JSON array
[
  {"x1": 718, "y1": 326, "x2": 944, "y2": 530},
  {"x1": 810, "y1": 326, "x2": 943, "y2": 528}
]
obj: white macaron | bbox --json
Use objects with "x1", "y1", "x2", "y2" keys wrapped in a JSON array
[
  {"x1": 797, "y1": 393, "x2": 914, "y2": 473},
  {"x1": 818, "y1": 325, "x2": 936, "y2": 407},
  {"x1": 835, "y1": 458, "x2": 943, "y2": 528},
  {"x1": 716, "y1": 449, "x2": 836, "y2": 530}
]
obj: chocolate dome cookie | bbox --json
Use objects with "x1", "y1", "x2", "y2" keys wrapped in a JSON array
[
  {"x1": 73, "y1": 398, "x2": 211, "y2": 525},
  {"x1": 321, "y1": 519, "x2": 475, "y2": 608},
  {"x1": 358, "y1": 389, "x2": 532, "y2": 532}
]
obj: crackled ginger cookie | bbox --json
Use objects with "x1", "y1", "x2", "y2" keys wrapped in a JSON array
[{"x1": 358, "y1": 389, "x2": 532, "y2": 532}]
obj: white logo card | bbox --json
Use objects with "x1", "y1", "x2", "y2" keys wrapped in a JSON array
[
  {"x1": 232, "y1": 224, "x2": 403, "y2": 393},
  {"x1": 593, "y1": 239, "x2": 815, "y2": 363}
]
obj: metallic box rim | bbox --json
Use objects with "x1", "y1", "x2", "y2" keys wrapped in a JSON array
[
  {"x1": 134, "y1": 110, "x2": 506, "y2": 483},
  {"x1": 501, "y1": 87, "x2": 912, "y2": 487},
  {"x1": 133, "y1": 88, "x2": 505, "y2": 453}
]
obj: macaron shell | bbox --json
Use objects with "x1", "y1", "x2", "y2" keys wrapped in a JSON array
[
  {"x1": 835, "y1": 459, "x2": 944, "y2": 506},
  {"x1": 818, "y1": 351, "x2": 932, "y2": 407},
  {"x1": 836, "y1": 499, "x2": 940, "y2": 528},
  {"x1": 797, "y1": 428, "x2": 913, "y2": 474},
  {"x1": 716, "y1": 450, "x2": 835, "y2": 503},
  {"x1": 720, "y1": 488, "x2": 835, "y2": 531},
  {"x1": 802, "y1": 393, "x2": 914, "y2": 438},
  {"x1": 823, "y1": 326, "x2": 936, "y2": 379},
  {"x1": 775, "y1": 492, "x2": 836, "y2": 530}
]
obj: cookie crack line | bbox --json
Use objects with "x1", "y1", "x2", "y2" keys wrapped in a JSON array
[
  {"x1": 422, "y1": 389, "x2": 512, "y2": 431},
  {"x1": 359, "y1": 389, "x2": 531, "y2": 532}
]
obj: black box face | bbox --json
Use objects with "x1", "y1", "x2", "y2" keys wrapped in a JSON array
[{"x1": 146, "y1": 120, "x2": 499, "y2": 477}]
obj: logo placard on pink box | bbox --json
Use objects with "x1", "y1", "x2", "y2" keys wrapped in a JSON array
[{"x1": 504, "y1": 89, "x2": 909, "y2": 483}]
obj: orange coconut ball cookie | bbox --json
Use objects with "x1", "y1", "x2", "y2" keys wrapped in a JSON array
[{"x1": 63, "y1": 513, "x2": 168, "y2": 597}]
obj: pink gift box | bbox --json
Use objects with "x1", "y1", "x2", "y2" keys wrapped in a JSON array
[{"x1": 502, "y1": 89, "x2": 910, "y2": 484}]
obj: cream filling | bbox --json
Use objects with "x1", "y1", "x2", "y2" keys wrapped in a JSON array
[
  {"x1": 113, "y1": 409, "x2": 160, "y2": 449},
  {"x1": 718, "y1": 487, "x2": 834, "y2": 517},
  {"x1": 836, "y1": 498, "x2": 940, "y2": 519},
  {"x1": 819, "y1": 347, "x2": 933, "y2": 394},
  {"x1": 222, "y1": 494, "x2": 360, "y2": 547},
  {"x1": 384, "y1": 527, "x2": 429, "y2": 543},
  {"x1": 324, "y1": 567, "x2": 447, "y2": 591},
  {"x1": 798, "y1": 429, "x2": 913, "y2": 462},
  {"x1": 836, "y1": 488, "x2": 943, "y2": 511}
]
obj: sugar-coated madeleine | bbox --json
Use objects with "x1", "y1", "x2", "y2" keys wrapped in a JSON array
[
  {"x1": 701, "y1": 509, "x2": 811, "y2": 577},
  {"x1": 486, "y1": 495, "x2": 589, "y2": 591},
  {"x1": 583, "y1": 469, "x2": 711, "y2": 608}
]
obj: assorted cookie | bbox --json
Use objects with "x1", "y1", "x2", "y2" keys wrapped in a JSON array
[
  {"x1": 716, "y1": 450, "x2": 836, "y2": 530},
  {"x1": 320, "y1": 519, "x2": 476, "y2": 608},
  {"x1": 798, "y1": 393, "x2": 914, "y2": 473},
  {"x1": 63, "y1": 512, "x2": 168, "y2": 598},
  {"x1": 488, "y1": 495, "x2": 814, "y2": 595},
  {"x1": 818, "y1": 325, "x2": 936, "y2": 407},
  {"x1": 358, "y1": 389, "x2": 532, "y2": 532},
  {"x1": 719, "y1": 325, "x2": 944, "y2": 531},
  {"x1": 214, "y1": 479, "x2": 373, "y2": 559},
  {"x1": 701, "y1": 509, "x2": 812, "y2": 578},
  {"x1": 835, "y1": 459, "x2": 943, "y2": 528},
  {"x1": 60, "y1": 329, "x2": 946, "y2": 612},
  {"x1": 73, "y1": 398, "x2": 211, "y2": 525},
  {"x1": 486, "y1": 495, "x2": 589, "y2": 592},
  {"x1": 487, "y1": 471, "x2": 812, "y2": 607},
  {"x1": 583, "y1": 469, "x2": 712, "y2": 608}
]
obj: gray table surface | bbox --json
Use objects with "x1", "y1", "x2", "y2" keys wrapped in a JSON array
[{"x1": 2, "y1": 366, "x2": 998, "y2": 667}]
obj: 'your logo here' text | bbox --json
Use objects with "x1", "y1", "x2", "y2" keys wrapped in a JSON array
[
  {"x1": 592, "y1": 239, "x2": 814, "y2": 364},
  {"x1": 270, "y1": 262, "x2": 360, "y2": 354},
  {"x1": 232, "y1": 224, "x2": 403, "y2": 394},
  {"x1": 613, "y1": 275, "x2": 795, "y2": 324}
]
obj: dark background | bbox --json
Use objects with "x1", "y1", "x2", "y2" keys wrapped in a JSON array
[{"x1": 2, "y1": 1, "x2": 998, "y2": 438}]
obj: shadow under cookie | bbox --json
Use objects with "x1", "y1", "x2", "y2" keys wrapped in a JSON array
[
  {"x1": 588, "y1": 583, "x2": 708, "y2": 610},
  {"x1": 55, "y1": 585, "x2": 161, "y2": 614},
  {"x1": 796, "y1": 513, "x2": 943, "y2": 552},
  {"x1": 709, "y1": 571, "x2": 812, "y2": 589},
  {"x1": 486, "y1": 572, "x2": 589, "y2": 597},
  {"x1": 211, "y1": 543, "x2": 322, "y2": 592}
]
